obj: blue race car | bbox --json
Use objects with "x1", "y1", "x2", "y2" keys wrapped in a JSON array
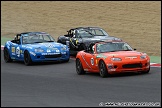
[{"x1": 3, "y1": 32, "x2": 70, "y2": 65}]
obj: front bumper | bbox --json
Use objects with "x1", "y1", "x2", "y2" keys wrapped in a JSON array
[
  {"x1": 30, "y1": 52, "x2": 70, "y2": 62},
  {"x1": 106, "y1": 60, "x2": 150, "y2": 74}
]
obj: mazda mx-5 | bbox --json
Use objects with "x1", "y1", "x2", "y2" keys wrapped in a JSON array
[
  {"x1": 76, "y1": 40, "x2": 150, "y2": 77},
  {"x1": 3, "y1": 32, "x2": 70, "y2": 65}
]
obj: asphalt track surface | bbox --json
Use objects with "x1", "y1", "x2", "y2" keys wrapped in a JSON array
[{"x1": 1, "y1": 52, "x2": 161, "y2": 107}]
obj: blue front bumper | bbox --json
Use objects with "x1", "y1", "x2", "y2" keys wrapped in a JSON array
[{"x1": 30, "y1": 52, "x2": 70, "y2": 62}]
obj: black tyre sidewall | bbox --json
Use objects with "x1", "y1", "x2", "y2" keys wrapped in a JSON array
[
  {"x1": 76, "y1": 59, "x2": 85, "y2": 75},
  {"x1": 64, "y1": 58, "x2": 70, "y2": 62},
  {"x1": 24, "y1": 51, "x2": 32, "y2": 66},
  {"x1": 99, "y1": 60, "x2": 109, "y2": 78},
  {"x1": 4, "y1": 48, "x2": 12, "y2": 62},
  {"x1": 143, "y1": 66, "x2": 150, "y2": 73}
]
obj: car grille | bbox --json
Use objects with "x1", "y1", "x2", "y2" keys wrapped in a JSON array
[
  {"x1": 122, "y1": 63, "x2": 142, "y2": 68},
  {"x1": 44, "y1": 54, "x2": 62, "y2": 58}
]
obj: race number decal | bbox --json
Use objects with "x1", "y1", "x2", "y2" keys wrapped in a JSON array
[
  {"x1": 16, "y1": 47, "x2": 20, "y2": 57},
  {"x1": 91, "y1": 58, "x2": 94, "y2": 65}
]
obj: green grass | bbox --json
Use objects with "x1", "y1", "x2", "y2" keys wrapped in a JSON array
[
  {"x1": 150, "y1": 56, "x2": 161, "y2": 64},
  {"x1": 1, "y1": 37, "x2": 12, "y2": 45}
]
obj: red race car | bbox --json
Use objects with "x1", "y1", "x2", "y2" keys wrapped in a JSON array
[{"x1": 76, "y1": 40, "x2": 150, "y2": 78}]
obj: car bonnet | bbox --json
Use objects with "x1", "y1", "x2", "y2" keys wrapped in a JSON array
[
  {"x1": 24, "y1": 42, "x2": 66, "y2": 49},
  {"x1": 96, "y1": 51, "x2": 146, "y2": 59}
]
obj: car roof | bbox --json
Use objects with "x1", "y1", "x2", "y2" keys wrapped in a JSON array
[
  {"x1": 20, "y1": 32, "x2": 49, "y2": 36},
  {"x1": 71, "y1": 27, "x2": 103, "y2": 30}
]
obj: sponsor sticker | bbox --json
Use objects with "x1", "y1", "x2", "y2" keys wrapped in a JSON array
[
  {"x1": 42, "y1": 53, "x2": 60, "y2": 55},
  {"x1": 12, "y1": 47, "x2": 15, "y2": 53},
  {"x1": 96, "y1": 54, "x2": 107, "y2": 59},
  {"x1": 125, "y1": 56, "x2": 137, "y2": 60}
]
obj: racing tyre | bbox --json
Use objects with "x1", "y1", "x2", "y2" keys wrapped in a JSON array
[
  {"x1": 4, "y1": 47, "x2": 12, "y2": 62},
  {"x1": 99, "y1": 60, "x2": 109, "y2": 78},
  {"x1": 24, "y1": 50, "x2": 32, "y2": 66},
  {"x1": 64, "y1": 58, "x2": 70, "y2": 62},
  {"x1": 76, "y1": 58, "x2": 85, "y2": 75},
  {"x1": 143, "y1": 66, "x2": 150, "y2": 73}
]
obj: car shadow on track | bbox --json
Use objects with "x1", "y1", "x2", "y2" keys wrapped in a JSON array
[
  {"x1": 83, "y1": 72, "x2": 150, "y2": 78},
  {"x1": 7, "y1": 60, "x2": 71, "y2": 66}
]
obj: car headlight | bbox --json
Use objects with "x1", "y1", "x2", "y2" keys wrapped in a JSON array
[
  {"x1": 111, "y1": 57, "x2": 122, "y2": 61},
  {"x1": 61, "y1": 47, "x2": 66, "y2": 51},
  {"x1": 140, "y1": 55, "x2": 146, "y2": 59},
  {"x1": 61, "y1": 45, "x2": 69, "y2": 51},
  {"x1": 35, "y1": 48, "x2": 44, "y2": 52}
]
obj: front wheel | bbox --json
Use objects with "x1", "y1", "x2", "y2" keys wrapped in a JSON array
[
  {"x1": 4, "y1": 47, "x2": 12, "y2": 63},
  {"x1": 143, "y1": 66, "x2": 150, "y2": 73},
  {"x1": 24, "y1": 50, "x2": 32, "y2": 66},
  {"x1": 76, "y1": 58, "x2": 85, "y2": 75},
  {"x1": 64, "y1": 58, "x2": 70, "y2": 62},
  {"x1": 99, "y1": 60, "x2": 109, "y2": 78}
]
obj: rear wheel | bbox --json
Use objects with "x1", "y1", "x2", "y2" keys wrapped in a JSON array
[
  {"x1": 76, "y1": 58, "x2": 85, "y2": 75},
  {"x1": 24, "y1": 50, "x2": 32, "y2": 66},
  {"x1": 4, "y1": 47, "x2": 12, "y2": 62},
  {"x1": 99, "y1": 60, "x2": 109, "y2": 78}
]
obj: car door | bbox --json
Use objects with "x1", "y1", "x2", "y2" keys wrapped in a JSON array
[
  {"x1": 82, "y1": 51, "x2": 98, "y2": 71},
  {"x1": 69, "y1": 29, "x2": 79, "y2": 49},
  {"x1": 11, "y1": 36, "x2": 24, "y2": 60}
]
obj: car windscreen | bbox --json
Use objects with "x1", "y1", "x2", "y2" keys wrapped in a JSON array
[
  {"x1": 77, "y1": 29, "x2": 94, "y2": 38},
  {"x1": 22, "y1": 34, "x2": 55, "y2": 44},
  {"x1": 89, "y1": 29, "x2": 109, "y2": 36},
  {"x1": 96, "y1": 42, "x2": 133, "y2": 53}
]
